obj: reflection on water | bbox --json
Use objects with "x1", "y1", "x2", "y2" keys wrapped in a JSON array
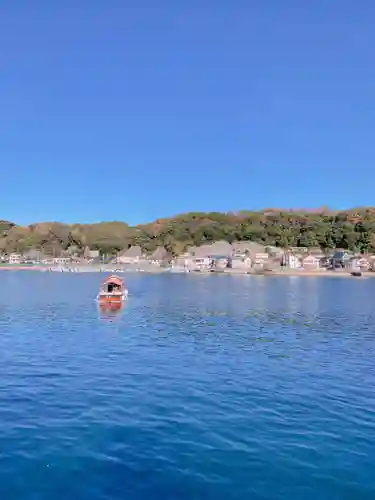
[
  {"x1": 0, "y1": 272, "x2": 375, "y2": 500},
  {"x1": 98, "y1": 301, "x2": 126, "y2": 321}
]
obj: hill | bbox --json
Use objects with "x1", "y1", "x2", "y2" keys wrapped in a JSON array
[{"x1": 2, "y1": 207, "x2": 375, "y2": 256}]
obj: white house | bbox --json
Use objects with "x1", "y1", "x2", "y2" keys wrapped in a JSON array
[
  {"x1": 212, "y1": 256, "x2": 229, "y2": 270},
  {"x1": 9, "y1": 253, "x2": 23, "y2": 264},
  {"x1": 284, "y1": 253, "x2": 302, "y2": 269},
  {"x1": 301, "y1": 255, "x2": 321, "y2": 270},
  {"x1": 194, "y1": 257, "x2": 211, "y2": 270},
  {"x1": 89, "y1": 250, "x2": 100, "y2": 259},
  {"x1": 172, "y1": 253, "x2": 195, "y2": 269},
  {"x1": 52, "y1": 257, "x2": 71, "y2": 265},
  {"x1": 190, "y1": 241, "x2": 232, "y2": 270},
  {"x1": 230, "y1": 256, "x2": 252, "y2": 270}
]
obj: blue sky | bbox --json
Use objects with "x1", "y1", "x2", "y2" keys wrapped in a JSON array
[{"x1": 1, "y1": 2, "x2": 374, "y2": 225}]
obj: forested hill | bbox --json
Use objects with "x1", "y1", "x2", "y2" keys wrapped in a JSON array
[{"x1": 1, "y1": 207, "x2": 375, "y2": 256}]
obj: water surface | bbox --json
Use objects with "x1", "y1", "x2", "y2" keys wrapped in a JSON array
[{"x1": 0, "y1": 273, "x2": 374, "y2": 499}]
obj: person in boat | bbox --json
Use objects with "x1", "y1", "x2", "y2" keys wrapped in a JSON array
[{"x1": 106, "y1": 282, "x2": 122, "y2": 294}]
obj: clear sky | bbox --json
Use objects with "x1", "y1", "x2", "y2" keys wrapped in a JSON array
[{"x1": 1, "y1": 1, "x2": 374, "y2": 225}]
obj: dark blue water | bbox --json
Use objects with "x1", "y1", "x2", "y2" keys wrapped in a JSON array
[{"x1": 1, "y1": 272, "x2": 375, "y2": 499}]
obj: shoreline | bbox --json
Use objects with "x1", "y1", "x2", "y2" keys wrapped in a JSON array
[{"x1": 0, "y1": 265, "x2": 373, "y2": 278}]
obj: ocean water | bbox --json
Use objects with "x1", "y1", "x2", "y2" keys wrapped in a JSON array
[{"x1": 0, "y1": 272, "x2": 375, "y2": 500}]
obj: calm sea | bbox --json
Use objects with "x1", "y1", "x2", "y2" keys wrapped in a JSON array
[{"x1": 0, "y1": 272, "x2": 375, "y2": 499}]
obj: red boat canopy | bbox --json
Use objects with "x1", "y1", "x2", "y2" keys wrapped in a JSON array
[{"x1": 102, "y1": 275, "x2": 124, "y2": 286}]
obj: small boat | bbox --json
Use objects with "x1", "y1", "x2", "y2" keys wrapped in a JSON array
[
  {"x1": 98, "y1": 300, "x2": 125, "y2": 321},
  {"x1": 351, "y1": 271, "x2": 362, "y2": 277},
  {"x1": 97, "y1": 275, "x2": 128, "y2": 305}
]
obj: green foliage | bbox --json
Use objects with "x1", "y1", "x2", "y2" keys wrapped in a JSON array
[
  {"x1": 3, "y1": 208, "x2": 375, "y2": 255},
  {"x1": 132, "y1": 209, "x2": 375, "y2": 254}
]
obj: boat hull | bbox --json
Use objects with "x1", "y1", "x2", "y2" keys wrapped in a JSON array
[{"x1": 97, "y1": 293, "x2": 127, "y2": 304}]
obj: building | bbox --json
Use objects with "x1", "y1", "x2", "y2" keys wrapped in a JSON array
[
  {"x1": 232, "y1": 241, "x2": 264, "y2": 257},
  {"x1": 89, "y1": 249, "x2": 100, "y2": 259},
  {"x1": 367, "y1": 256, "x2": 375, "y2": 271},
  {"x1": 283, "y1": 253, "x2": 302, "y2": 269},
  {"x1": 357, "y1": 257, "x2": 371, "y2": 270},
  {"x1": 211, "y1": 256, "x2": 229, "y2": 270},
  {"x1": 116, "y1": 246, "x2": 143, "y2": 264},
  {"x1": 252, "y1": 252, "x2": 269, "y2": 266},
  {"x1": 263, "y1": 258, "x2": 282, "y2": 272},
  {"x1": 345, "y1": 256, "x2": 370, "y2": 271},
  {"x1": 290, "y1": 246, "x2": 309, "y2": 253},
  {"x1": 52, "y1": 257, "x2": 71, "y2": 265},
  {"x1": 23, "y1": 249, "x2": 45, "y2": 263},
  {"x1": 230, "y1": 256, "x2": 252, "y2": 270},
  {"x1": 148, "y1": 247, "x2": 168, "y2": 265},
  {"x1": 9, "y1": 253, "x2": 23, "y2": 264},
  {"x1": 193, "y1": 241, "x2": 233, "y2": 258},
  {"x1": 172, "y1": 252, "x2": 195, "y2": 269},
  {"x1": 301, "y1": 255, "x2": 321, "y2": 270},
  {"x1": 265, "y1": 246, "x2": 285, "y2": 258},
  {"x1": 190, "y1": 241, "x2": 232, "y2": 270},
  {"x1": 193, "y1": 257, "x2": 211, "y2": 270},
  {"x1": 231, "y1": 241, "x2": 270, "y2": 267},
  {"x1": 332, "y1": 250, "x2": 352, "y2": 268}
]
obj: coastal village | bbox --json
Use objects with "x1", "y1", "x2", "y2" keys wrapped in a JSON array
[{"x1": 1, "y1": 241, "x2": 375, "y2": 274}]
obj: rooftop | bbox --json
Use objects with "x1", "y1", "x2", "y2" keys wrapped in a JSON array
[
  {"x1": 119, "y1": 245, "x2": 143, "y2": 258},
  {"x1": 148, "y1": 247, "x2": 167, "y2": 261}
]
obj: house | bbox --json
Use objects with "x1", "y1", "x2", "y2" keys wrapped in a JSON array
[
  {"x1": 357, "y1": 257, "x2": 371, "y2": 270},
  {"x1": 78, "y1": 247, "x2": 100, "y2": 260},
  {"x1": 190, "y1": 241, "x2": 232, "y2": 270},
  {"x1": 82, "y1": 246, "x2": 99, "y2": 260},
  {"x1": 194, "y1": 240, "x2": 233, "y2": 258},
  {"x1": 367, "y1": 256, "x2": 375, "y2": 271},
  {"x1": 290, "y1": 246, "x2": 309, "y2": 253},
  {"x1": 23, "y1": 249, "x2": 45, "y2": 263},
  {"x1": 263, "y1": 257, "x2": 282, "y2": 271},
  {"x1": 211, "y1": 256, "x2": 229, "y2": 270},
  {"x1": 148, "y1": 247, "x2": 168, "y2": 265},
  {"x1": 301, "y1": 255, "x2": 321, "y2": 271},
  {"x1": 52, "y1": 257, "x2": 71, "y2": 265},
  {"x1": 233, "y1": 241, "x2": 269, "y2": 267},
  {"x1": 116, "y1": 246, "x2": 143, "y2": 264},
  {"x1": 332, "y1": 250, "x2": 352, "y2": 268},
  {"x1": 41, "y1": 257, "x2": 56, "y2": 265},
  {"x1": 232, "y1": 241, "x2": 264, "y2": 257},
  {"x1": 265, "y1": 246, "x2": 285, "y2": 258},
  {"x1": 319, "y1": 256, "x2": 331, "y2": 268},
  {"x1": 283, "y1": 252, "x2": 302, "y2": 269},
  {"x1": 345, "y1": 257, "x2": 360, "y2": 270},
  {"x1": 252, "y1": 252, "x2": 269, "y2": 265},
  {"x1": 231, "y1": 241, "x2": 270, "y2": 266},
  {"x1": 345, "y1": 257, "x2": 370, "y2": 271},
  {"x1": 86, "y1": 249, "x2": 100, "y2": 259},
  {"x1": 9, "y1": 253, "x2": 23, "y2": 264},
  {"x1": 193, "y1": 257, "x2": 211, "y2": 270},
  {"x1": 230, "y1": 255, "x2": 252, "y2": 270},
  {"x1": 66, "y1": 245, "x2": 79, "y2": 256},
  {"x1": 172, "y1": 252, "x2": 195, "y2": 269},
  {"x1": 71, "y1": 256, "x2": 89, "y2": 265}
]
